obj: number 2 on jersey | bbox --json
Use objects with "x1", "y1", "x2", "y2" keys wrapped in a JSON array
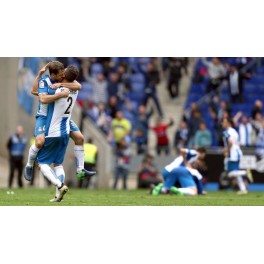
[{"x1": 64, "y1": 97, "x2": 73, "y2": 114}]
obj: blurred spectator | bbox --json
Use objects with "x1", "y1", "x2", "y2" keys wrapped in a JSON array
[
  {"x1": 236, "y1": 115, "x2": 255, "y2": 147},
  {"x1": 78, "y1": 138, "x2": 98, "y2": 189},
  {"x1": 194, "y1": 122, "x2": 212, "y2": 147},
  {"x1": 251, "y1": 99, "x2": 263, "y2": 120},
  {"x1": 86, "y1": 73, "x2": 108, "y2": 104},
  {"x1": 209, "y1": 100, "x2": 231, "y2": 146},
  {"x1": 112, "y1": 137, "x2": 131, "y2": 190},
  {"x1": 202, "y1": 57, "x2": 226, "y2": 95},
  {"x1": 107, "y1": 72, "x2": 123, "y2": 102},
  {"x1": 167, "y1": 57, "x2": 185, "y2": 99},
  {"x1": 150, "y1": 117, "x2": 174, "y2": 155},
  {"x1": 183, "y1": 102, "x2": 201, "y2": 123},
  {"x1": 6, "y1": 125, "x2": 27, "y2": 188},
  {"x1": 121, "y1": 97, "x2": 137, "y2": 131},
  {"x1": 88, "y1": 102, "x2": 111, "y2": 135},
  {"x1": 107, "y1": 110, "x2": 132, "y2": 145},
  {"x1": 139, "y1": 62, "x2": 163, "y2": 117},
  {"x1": 137, "y1": 154, "x2": 162, "y2": 188},
  {"x1": 187, "y1": 110, "x2": 204, "y2": 147},
  {"x1": 135, "y1": 105, "x2": 154, "y2": 147},
  {"x1": 251, "y1": 112, "x2": 263, "y2": 136},
  {"x1": 135, "y1": 129, "x2": 148, "y2": 155},
  {"x1": 174, "y1": 120, "x2": 188, "y2": 154},
  {"x1": 108, "y1": 95, "x2": 119, "y2": 119},
  {"x1": 226, "y1": 64, "x2": 251, "y2": 103}
]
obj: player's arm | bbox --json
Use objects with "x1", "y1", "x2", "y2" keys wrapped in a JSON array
[
  {"x1": 39, "y1": 89, "x2": 70, "y2": 104},
  {"x1": 180, "y1": 148, "x2": 190, "y2": 167},
  {"x1": 50, "y1": 80, "x2": 82, "y2": 91},
  {"x1": 31, "y1": 62, "x2": 51, "y2": 96}
]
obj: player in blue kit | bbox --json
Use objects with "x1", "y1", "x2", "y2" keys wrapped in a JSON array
[
  {"x1": 151, "y1": 147, "x2": 206, "y2": 196},
  {"x1": 37, "y1": 65, "x2": 80, "y2": 201},
  {"x1": 222, "y1": 117, "x2": 251, "y2": 194},
  {"x1": 24, "y1": 61, "x2": 96, "y2": 182}
]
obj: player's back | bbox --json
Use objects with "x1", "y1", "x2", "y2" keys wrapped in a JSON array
[
  {"x1": 165, "y1": 149, "x2": 198, "y2": 172},
  {"x1": 45, "y1": 88, "x2": 78, "y2": 137},
  {"x1": 37, "y1": 75, "x2": 55, "y2": 117}
]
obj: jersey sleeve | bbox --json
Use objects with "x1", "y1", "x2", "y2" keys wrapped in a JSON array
[
  {"x1": 186, "y1": 149, "x2": 198, "y2": 160},
  {"x1": 38, "y1": 78, "x2": 49, "y2": 94}
]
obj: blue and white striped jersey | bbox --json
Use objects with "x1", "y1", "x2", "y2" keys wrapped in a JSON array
[
  {"x1": 36, "y1": 75, "x2": 55, "y2": 117},
  {"x1": 165, "y1": 149, "x2": 199, "y2": 172},
  {"x1": 223, "y1": 127, "x2": 243, "y2": 161},
  {"x1": 45, "y1": 88, "x2": 78, "y2": 138}
]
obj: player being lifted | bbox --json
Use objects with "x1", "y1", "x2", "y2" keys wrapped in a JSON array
[
  {"x1": 24, "y1": 61, "x2": 96, "y2": 182},
  {"x1": 36, "y1": 65, "x2": 80, "y2": 201}
]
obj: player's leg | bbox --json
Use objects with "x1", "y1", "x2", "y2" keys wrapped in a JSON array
[
  {"x1": 69, "y1": 120, "x2": 96, "y2": 179},
  {"x1": 160, "y1": 168, "x2": 179, "y2": 194},
  {"x1": 8, "y1": 158, "x2": 15, "y2": 188},
  {"x1": 122, "y1": 168, "x2": 128, "y2": 190},
  {"x1": 37, "y1": 136, "x2": 69, "y2": 201},
  {"x1": 176, "y1": 167, "x2": 198, "y2": 195},
  {"x1": 17, "y1": 159, "x2": 23, "y2": 188},
  {"x1": 113, "y1": 167, "x2": 120, "y2": 189},
  {"x1": 227, "y1": 161, "x2": 247, "y2": 194},
  {"x1": 24, "y1": 116, "x2": 46, "y2": 181},
  {"x1": 50, "y1": 165, "x2": 66, "y2": 202}
]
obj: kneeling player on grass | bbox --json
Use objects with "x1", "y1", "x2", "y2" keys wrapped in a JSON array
[
  {"x1": 151, "y1": 147, "x2": 206, "y2": 195},
  {"x1": 152, "y1": 166, "x2": 199, "y2": 196},
  {"x1": 24, "y1": 61, "x2": 96, "y2": 183}
]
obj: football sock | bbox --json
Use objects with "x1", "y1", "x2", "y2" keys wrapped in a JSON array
[
  {"x1": 228, "y1": 171, "x2": 247, "y2": 191},
  {"x1": 39, "y1": 164, "x2": 61, "y2": 187},
  {"x1": 26, "y1": 144, "x2": 40, "y2": 167},
  {"x1": 74, "y1": 145, "x2": 84, "y2": 172},
  {"x1": 178, "y1": 187, "x2": 196, "y2": 195},
  {"x1": 54, "y1": 165, "x2": 65, "y2": 197},
  {"x1": 54, "y1": 165, "x2": 65, "y2": 183},
  {"x1": 236, "y1": 175, "x2": 247, "y2": 191}
]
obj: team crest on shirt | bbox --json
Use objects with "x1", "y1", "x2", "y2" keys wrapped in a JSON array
[
  {"x1": 39, "y1": 80, "x2": 45, "y2": 88},
  {"x1": 38, "y1": 127, "x2": 42, "y2": 132}
]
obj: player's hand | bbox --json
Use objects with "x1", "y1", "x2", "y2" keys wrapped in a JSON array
[
  {"x1": 50, "y1": 83, "x2": 61, "y2": 89},
  {"x1": 39, "y1": 62, "x2": 51, "y2": 76},
  {"x1": 60, "y1": 88, "x2": 70, "y2": 98}
]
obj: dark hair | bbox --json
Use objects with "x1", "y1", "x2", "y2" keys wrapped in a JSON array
[
  {"x1": 64, "y1": 65, "x2": 79, "y2": 82},
  {"x1": 197, "y1": 147, "x2": 206, "y2": 154},
  {"x1": 222, "y1": 117, "x2": 234, "y2": 127},
  {"x1": 49, "y1": 61, "x2": 64, "y2": 75}
]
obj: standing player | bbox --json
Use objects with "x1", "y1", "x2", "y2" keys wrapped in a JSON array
[
  {"x1": 151, "y1": 147, "x2": 206, "y2": 195},
  {"x1": 221, "y1": 117, "x2": 249, "y2": 194},
  {"x1": 24, "y1": 61, "x2": 96, "y2": 182},
  {"x1": 37, "y1": 65, "x2": 80, "y2": 201}
]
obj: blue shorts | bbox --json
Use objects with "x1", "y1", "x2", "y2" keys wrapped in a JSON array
[
  {"x1": 35, "y1": 115, "x2": 47, "y2": 136},
  {"x1": 162, "y1": 166, "x2": 196, "y2": 190},
  {"x1": 35, "y1": 116, "x2": 79, "y2": 137},
  {"x1": 37, "y1": 135, "x2": 70, "y2": 165},
  {"x1": 227, "y1": 161, "x2": 240, "y2": 172}
]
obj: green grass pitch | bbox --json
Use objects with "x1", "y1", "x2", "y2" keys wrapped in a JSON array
[{"x1": 0, "y1": 188, "x2": 264, "y2": 205}]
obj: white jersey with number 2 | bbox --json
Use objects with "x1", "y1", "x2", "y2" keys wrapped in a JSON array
[{"x1": 45, "y1": 88, "x2": 78, "y2": 138}]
